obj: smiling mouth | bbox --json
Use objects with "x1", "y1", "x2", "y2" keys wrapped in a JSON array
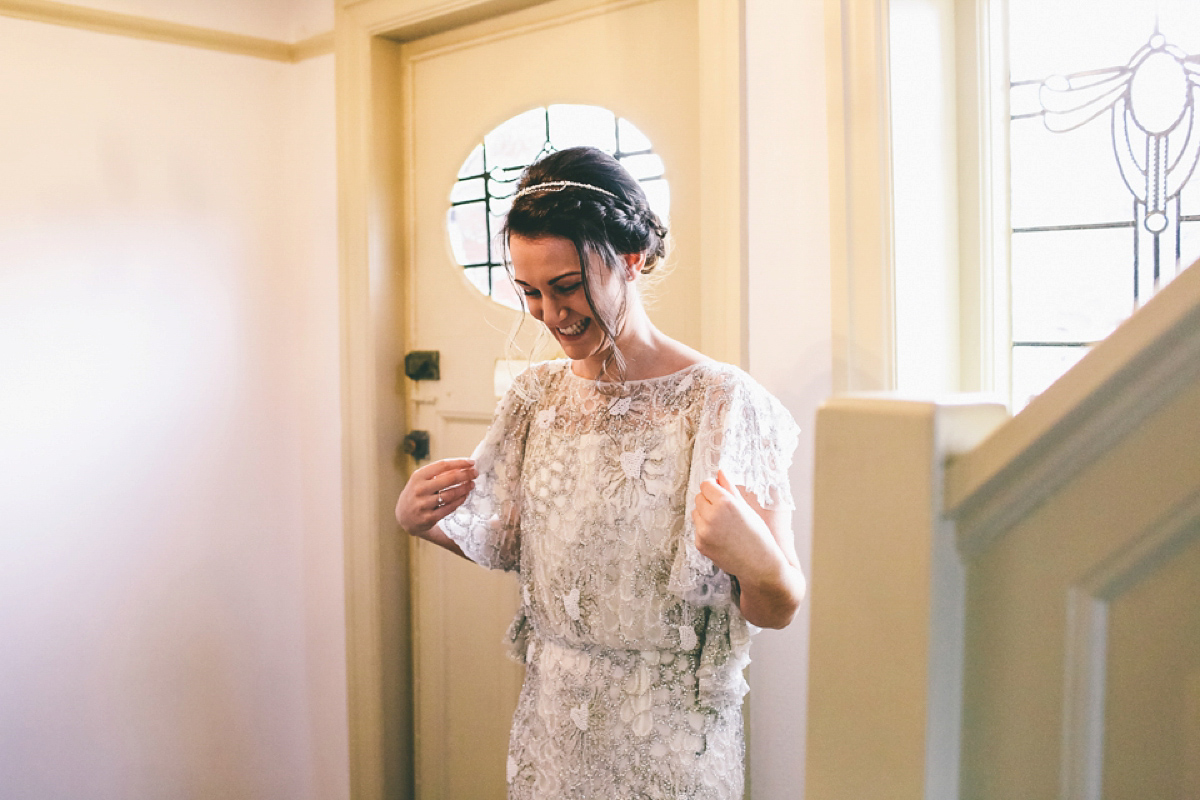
[{"x1": 557, "y1": 318, "x2": 590, "y2": 337}]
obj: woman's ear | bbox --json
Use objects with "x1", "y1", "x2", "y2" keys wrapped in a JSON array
[{"x1": 621, "y1": 252, "x2": 647, "y2": 280}]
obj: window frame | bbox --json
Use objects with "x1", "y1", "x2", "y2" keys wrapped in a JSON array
[
  {"x1": 882, "y1": 0, "x2": 1199, "y2": 405},
  {"x1": 953, "y1": 0, "x2": 1012, "y2": 398},
  {"x1": 833, "y1": 0, "x2": 1013, "y2": 400}
]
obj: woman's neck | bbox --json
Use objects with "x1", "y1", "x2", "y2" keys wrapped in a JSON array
[{"x1": 570, "y1": 310, "x2": 706, "y2": 382}]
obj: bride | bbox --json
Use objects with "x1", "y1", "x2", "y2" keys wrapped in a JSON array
[{"x1": 396, "y1": 145, "x2": 805, "y2": 799}]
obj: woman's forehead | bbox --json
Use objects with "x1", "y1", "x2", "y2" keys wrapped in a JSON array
[{"x1": 509, "y1": 235, "x2": 584, "y2": 278}]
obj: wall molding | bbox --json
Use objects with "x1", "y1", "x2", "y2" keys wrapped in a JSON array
[
  {"x1": 945, "y1": 259, "x2": 1200, "y2": 556},
  {"x1": 1059, "y1": 489, "x2": 1200, "y2": 800},
  {"x1": 401, "y1": 0, "x2": 658, "y2": 65},
  {"x1": 292, "y1": 30, "x2": 335, "y2": 61},
  {"x1": 0, "y1": 0, "x2": 333, "y2": 61}
]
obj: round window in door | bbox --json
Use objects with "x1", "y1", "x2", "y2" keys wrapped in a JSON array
[{"x1": 446, "y1": 105, "x2": 670, "y2": 310}]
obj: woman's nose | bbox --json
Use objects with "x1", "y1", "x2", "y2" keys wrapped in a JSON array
[{"x1": 543, "y1": 297, "x2": 565, "y2": 322}]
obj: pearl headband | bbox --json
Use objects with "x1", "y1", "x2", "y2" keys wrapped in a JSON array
[{"x1": 512, "y1": 180, "x2": 617, "y2": 201}]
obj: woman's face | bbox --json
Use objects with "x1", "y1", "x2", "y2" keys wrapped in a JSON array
[{"x1": 509, "y1": 233, "x2": 626, "y2": 363}]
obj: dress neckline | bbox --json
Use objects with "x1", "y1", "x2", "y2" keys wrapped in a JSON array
[{"x1": 563, "y1": 359, "x2": 717, "y2": 386}]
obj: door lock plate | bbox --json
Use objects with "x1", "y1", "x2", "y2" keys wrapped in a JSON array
[{"x1": 404, "y1": 351, "x2": 440, "y2": 381}]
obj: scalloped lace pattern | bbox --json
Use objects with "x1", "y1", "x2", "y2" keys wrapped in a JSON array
[{"x1": 441, "y1": 360, "x2": 799, "y2": 800}]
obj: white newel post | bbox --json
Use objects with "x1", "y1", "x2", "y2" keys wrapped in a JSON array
[{"x1": 806, "y1": 396, "x2": 1005, "y2": 800}]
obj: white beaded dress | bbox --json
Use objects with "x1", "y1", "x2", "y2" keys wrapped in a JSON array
[{"x1": 440, "y1": 359, "x2": 799, "y2": 800}]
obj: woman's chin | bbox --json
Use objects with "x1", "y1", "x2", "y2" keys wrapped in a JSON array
[{"x1": 550, "y1": 324, "x2": 595, "y2": 357}]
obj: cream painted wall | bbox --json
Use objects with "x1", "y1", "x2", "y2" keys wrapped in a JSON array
[
  {"x1": 745, "y1": 1, "x2": 833, "y2": 797},
  {"x1": 0, "y1": 13, "x2": 346, "y2": 800}
]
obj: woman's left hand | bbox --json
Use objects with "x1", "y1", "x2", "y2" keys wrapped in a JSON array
[
  {"x1": 692, "y1": 469, "x2": 806, "y2": 628},
  {"x1": 693, "y1": 470, "x2": 780, "y2": 580}
]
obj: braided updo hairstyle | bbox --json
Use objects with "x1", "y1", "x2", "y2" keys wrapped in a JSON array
[{"x1": 503, "y1": 146, "x2": 669, "y2": 380}]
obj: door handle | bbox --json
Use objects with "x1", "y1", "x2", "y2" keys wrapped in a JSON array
[{"x1": 402, "y1": 430, "x2": 431, "y2": 462}]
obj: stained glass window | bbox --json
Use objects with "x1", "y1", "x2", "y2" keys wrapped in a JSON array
[
  {"x1": 446, "y1": 105, "x2": 670, "y2": 311},
  {"x1": 1008, "y1": 0, "x2": 1200, "y2": 407}
]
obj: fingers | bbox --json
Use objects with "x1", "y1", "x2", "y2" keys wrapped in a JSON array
[
  {"x1": 428, "y1": 478, "x2": 473, "y2": 517},
  {"x1": 697, "y1": 478, "x2": 721, "y2": 502},
  {"x1": 425, "y1": 461, "x2": 476, "y2": 511},
  {"x1": 413, "y1": 457, "x2": 475, "y2": 481},
  {"x1": 697, "y1": 471, "x2": 736, "y2": 505},
  {"x1": 693, "y1": 478, "x2": 727, "y2": 525},
  {"x1": 397, "y1": 458, "x2": 476, "y2": 533},
  {"x1": 430, "y1": 465, "x2": 478, "y2": 494},
  {"x1": 716, "y1": 469, "x2": 734, "y2": 491},
  {"x1": 415, "y1": 459, "x2": 477, "y2": 494},
  {"x1": 715, "y1": 470, "x2": 748, "y2": 507}
]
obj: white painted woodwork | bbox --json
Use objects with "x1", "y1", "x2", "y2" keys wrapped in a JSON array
[
  {"x1": 742, "y1": 0, "x2": 834, "y2": 794},
  {"x1": 952, "y1": 259, "x2": 1200, "y2": 799},
  {"x1": 398, "y1": 2, "x2": 703, "y2": 796},
  {"x1": 809, "y1": 259, "x2": 1200, "y2": 799},
  {"x1": 952, "y1": 0, "x2": 1011, "y2": 395},
  {"x1": 825, "y1": 0, "x2": 897, "y2": 392},
  {"x1": 808, "y1": 395, "x2": 1006, "y2": 799}
]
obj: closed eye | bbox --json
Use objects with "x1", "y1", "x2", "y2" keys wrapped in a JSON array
[{"x1": 521, "y1": 282, "x2": 581, "y2": 297}]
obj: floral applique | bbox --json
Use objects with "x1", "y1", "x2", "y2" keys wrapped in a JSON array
[
  {"x1": 679, "y1": 625, "x2": 699, "y2": 651},
  {"x1": 563, "y1": 587, "x2": 581, "y2": 621},
  {"x1": 619, "y1": 448, "x2": 646, "y2": 480},
  {"x1": 569, "y1": 701, "x2": 590, "y2": 731},
  {"x1": 608, "y1": 396, "x2": 632, "y2": 416},
  {"x1": 536, "y1": 407, "x2": 557, "y2": 429}
]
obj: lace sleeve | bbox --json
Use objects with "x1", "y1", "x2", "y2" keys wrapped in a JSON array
[
  {"x1": 669, "y1": 367, "x2": 800, "y2": 605},
  {"x1": 439, "y1": 367, "x2": 541, "y2": 572}
]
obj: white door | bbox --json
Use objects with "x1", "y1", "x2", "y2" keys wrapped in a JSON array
[{"x1": 399, "y1": 2, "x2": 702, "y2": 796}]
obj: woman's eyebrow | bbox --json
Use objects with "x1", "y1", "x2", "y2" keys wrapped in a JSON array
[{"x1": 514, "y1": 271, "x2": 582, "y2": 287}]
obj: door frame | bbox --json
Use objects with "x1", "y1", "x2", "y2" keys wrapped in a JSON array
[{"x1": 335, "y1": 0, "x2": 746, "y2": 797}]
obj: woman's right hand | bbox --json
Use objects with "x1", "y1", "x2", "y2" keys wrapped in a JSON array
[{"x1": 396, "y1": 458, "x2": 477, "y2": 536}]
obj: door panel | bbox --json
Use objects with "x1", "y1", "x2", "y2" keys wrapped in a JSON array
[{"x1": 401, "y1": 2, "x2": 700, "y2": 796}]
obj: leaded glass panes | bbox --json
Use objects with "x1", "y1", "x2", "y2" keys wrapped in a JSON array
[
  {"x1": 1008, "y1": 102, "x2": 1131, "y2": 227},
  {"x1": 447, "y1": 202, "x2": 489, "y2": 266},
  {"x1": 446, "y1": 105, "x2": 669, "y2": 311},
  {"x1": 1008, "y1": 0, "x2": 1200, "y2": 407},
  {"x1": 1011, "y1": 228, "x2": 1134, "y2": 344},
  {"x1": 547, "y1": 104, "x2": 618, "y2": 152}
]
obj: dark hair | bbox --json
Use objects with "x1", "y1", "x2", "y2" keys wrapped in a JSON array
[{"x1": 502, "y1": 146, "x2": 669, "y2": 379}]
